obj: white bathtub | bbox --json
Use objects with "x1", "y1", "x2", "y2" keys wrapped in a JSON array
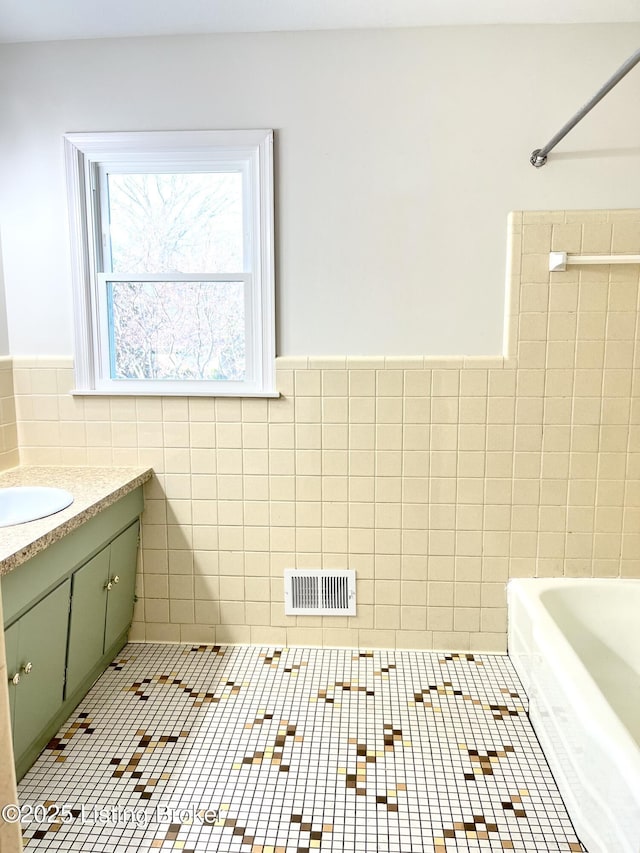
[{"x1": 507, "y1": 578, "x2": 640, "y2": 853}]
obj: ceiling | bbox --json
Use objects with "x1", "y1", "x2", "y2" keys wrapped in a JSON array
[{"x1": 1, "y1": 0, "x2": 639, "y2": 44}]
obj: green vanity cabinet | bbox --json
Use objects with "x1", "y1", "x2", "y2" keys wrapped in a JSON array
[
  {"x1": 1, "y1": 486, "x2": 144, "y2": 780},
  {"x1": 66, "y1": 521, "x2": 139, "y2": 697},
  {"x1": 5, "y1": 580, "x2": 71, "y2": 766}
]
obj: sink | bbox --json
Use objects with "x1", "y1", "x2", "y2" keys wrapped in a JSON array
[{"x1": 0, "y1": 486, "x2": 74, "y2": 528}]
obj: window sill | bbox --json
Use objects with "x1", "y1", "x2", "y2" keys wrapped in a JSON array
[{"x1": 70, "y1": 389, "x2": 281, "y2": 398}]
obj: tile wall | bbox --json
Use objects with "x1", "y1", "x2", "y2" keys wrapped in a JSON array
[
  {"x1": 8, "y1": 210, "x2": 640, "y2": 651},
  {"x1": 0, "y1": 357, "x2": 18, "y2": 471}
]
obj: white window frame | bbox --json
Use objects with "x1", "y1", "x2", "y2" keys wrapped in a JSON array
[{"x1": 63, "y1": 130, "x2": 276, "y2": 396}]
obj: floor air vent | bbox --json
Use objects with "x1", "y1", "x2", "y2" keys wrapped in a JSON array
[{"x1": 284, "y1": 570, "x2": 356, "y2": 616}]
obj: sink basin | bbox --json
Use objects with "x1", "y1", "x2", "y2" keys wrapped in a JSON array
[{"x1": 0, "y1": 486, "x2": 74, "y2": 528}]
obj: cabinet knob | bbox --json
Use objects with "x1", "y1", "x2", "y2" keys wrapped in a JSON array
[
  {"x1": 22, "y1": 662, "x2": 33, "y2": 675},
  {"x1": 113, "y1": 575, "x2": 120, "y2": 584},
  {"x1": 105, "y1": 580, "x2": 113, "y2": 591},
  {"x1": 9, "y1": 673, "x2": 20, "y2": 686}
]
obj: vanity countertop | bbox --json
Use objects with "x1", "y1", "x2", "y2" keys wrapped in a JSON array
[{"x1": 0, "y1": 466, "x2": 153, "y2": 576}]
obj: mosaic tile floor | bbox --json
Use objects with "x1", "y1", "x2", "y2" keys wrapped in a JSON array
[{"x1": 17, "y1": 644, "x2": 586, "y2": 852}]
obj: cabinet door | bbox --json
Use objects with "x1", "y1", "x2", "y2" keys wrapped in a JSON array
[
  {"x1": 65, "y1": 547, "x2": 110, "y2": 698},
  {"x1": 12, "y1": 580, "x2": 70, "y2": 762},
  {"x1": 4, "y1": 620, "x2": 19, "y2": 732},
  {"x1": 104, "y1": 521, "x2": 139, "y2": 652}
]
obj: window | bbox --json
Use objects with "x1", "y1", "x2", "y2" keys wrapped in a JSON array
[{"x1": 64, "y1": 130, "x2": 275, "y2": 396}]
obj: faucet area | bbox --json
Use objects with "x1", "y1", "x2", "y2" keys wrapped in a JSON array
[{"x1": 0, "y1": 11, "x2": 640, "y2": 853}]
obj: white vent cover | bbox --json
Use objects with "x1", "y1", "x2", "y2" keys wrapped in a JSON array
[{"x1": 284, "y1": 570, "x2": 356, "y2": 616}]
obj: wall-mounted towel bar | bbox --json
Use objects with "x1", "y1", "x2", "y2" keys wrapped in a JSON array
[{"x1": 549, "y1": 251, "x2": 640, "y2": 272}]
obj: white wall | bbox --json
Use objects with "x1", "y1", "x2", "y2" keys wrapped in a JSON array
[
  {"x1": 0, "y1": 25, "x2": 639, "y2": 357},
  {"x1": 0, "y1": 235, "x2": 9, "y2": 356}
]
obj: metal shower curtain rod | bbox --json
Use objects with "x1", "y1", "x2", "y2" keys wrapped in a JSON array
[{"x1": 530, "y1": 47, "x2": 640, "y2": 167}]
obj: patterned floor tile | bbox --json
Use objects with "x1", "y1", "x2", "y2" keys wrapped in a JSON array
[{"x1": 16, "y1": 644, "x2": 586, "y2": 852}]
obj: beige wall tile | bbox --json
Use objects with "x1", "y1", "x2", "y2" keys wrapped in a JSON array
[{"x1": 6, "y1": 210, "x2": 640, "y2": 653}]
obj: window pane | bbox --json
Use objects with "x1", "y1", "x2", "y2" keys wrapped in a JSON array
[
  {"x1": 107, "y1": 281, "x2": 246, "y2": 381},
  {"x1": 107, "y1": 173, "x2": 243, "y2": 273}
]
